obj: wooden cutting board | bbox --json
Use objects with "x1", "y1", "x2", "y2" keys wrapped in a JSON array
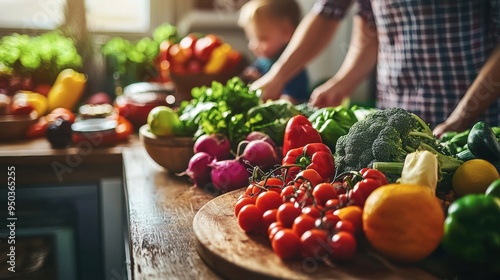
[{"x1": 193, "y1": 188, "x2": 442, "y2": 280}]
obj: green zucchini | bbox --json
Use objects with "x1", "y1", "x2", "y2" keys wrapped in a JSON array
[{"x1": 467, "y1": 121, "x2": 500, "y2": 162}]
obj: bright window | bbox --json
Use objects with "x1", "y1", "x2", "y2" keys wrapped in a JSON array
[{"x1": 0, "y1": 0, "x2": 150, "y2": 33}]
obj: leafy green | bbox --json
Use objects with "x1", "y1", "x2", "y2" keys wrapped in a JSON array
[
  {"x1": 0, "y1": 31, "x2": 82, "y2": 83},
  {"x1": 101, "y1": 24, "x2": 178, "y2": 86}
]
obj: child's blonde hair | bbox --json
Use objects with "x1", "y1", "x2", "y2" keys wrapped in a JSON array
[{"x1": 238, "y1": 0, "x2": 302, "y2": 28}]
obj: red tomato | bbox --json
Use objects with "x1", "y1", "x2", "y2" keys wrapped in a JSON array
[
  {"x1": 321, "y1": 213, "x2": 341, "y2": 230},
  {"x1": 271, "y1": 229, "x2": 300, "y2": 259},
  {"x1": 237, "y1": 204, "x2": 264, "y2": 233},
  {"x1": 291, "y1": 214, "x2": 316, "y2": 238},
  {"x1": 255, "y1": 191, "x2": 282, "y2": 212},
  {"x1": 262, "y1": 209, "x2": 278, "y2": 231},
  {"x1": 301, "y1": 206, "x2": 322, "y2": 219},
  {"x1": 312, "y1": 183, "x2": 338, "y2": 206},
  {"x1": 334, "y1": 206, "x2": 363, "y2": 235},
  {"x1": 329, "y1": 231, "x2": 357, "y2": 260},
  {"x1": 280, "y1": 185, "x2": 295, "y2": 201},
  {"x1": 334, "y1": 220, "x2": 356, "y2": 235},
  {"x1": 293, "y1": 188, "x2": 313, "y2": 206},
  {"x1": 234, "y1": 197, "x2": 254, "y2": 217},
  {"x1": 267, "y1": 221, "x2": 284, "y2": 240},
  {"x1": 295, "y1": 169, "x2": 323, "y2": 189},
  {"x1": 300, "y1": 229, "x2": 330, "y2": 258},
  {"x1": 276, "y1": 202, "x2": 302, "y2": 228}
]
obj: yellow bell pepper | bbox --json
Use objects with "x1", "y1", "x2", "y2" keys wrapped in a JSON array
[
  {"x1": 203, "y1": 43, "x2": 232, "y2": 75},
  {"x1": 14, "y1": 91, "x2": 48, "y2": 117},
  {"x1": 48, "y1": 69, "x2": 87, "y2": 111}
]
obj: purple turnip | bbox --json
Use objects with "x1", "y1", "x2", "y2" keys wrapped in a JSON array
[
  {"x1": 240, "y1": 139, "x2": 280, "y2": 171},
  {"x1": 210, "y1": 159, "x2": 250, "y2": 193},
  {"x1": 178, "y1": 152, "x2": 214, "y2": 187},
  {"x1": 193, "y1": 134, "x2": 232, "y2": 160}
]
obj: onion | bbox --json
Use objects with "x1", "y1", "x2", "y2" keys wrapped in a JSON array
[
  {"x1": 210, "y1": 159, "x2": 250, "y2": 193},
  {"x1": 193, "y1": 134, "x2": 232, "y2": 160},
  {"x1": 178, "y1": 152, "x2": 214, "y2": 188},
  {"x1": 240, "y1": 139, "x2": 280, "y2": 171}
]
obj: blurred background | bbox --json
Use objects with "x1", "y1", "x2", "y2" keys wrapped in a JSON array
[{"x1": 0, "y1": 0, "x2": 374, "y2": 105}]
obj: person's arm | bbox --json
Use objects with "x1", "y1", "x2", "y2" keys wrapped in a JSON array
[
  {"x1": 433, "y1": 44, "x2": 500, "y2": 137},
  {"x1": 250, "y1": 12, "x2": 342, "y2": 101},
  {"x1": 309, "y1": 15, "x2": 378, "y2": 107}
]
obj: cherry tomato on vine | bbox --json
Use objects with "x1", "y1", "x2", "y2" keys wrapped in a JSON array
[
  {"x1": 334, "y1": 220, "x2": 356, "y2": 235},
  {"x1": 276, "y1": 202, "x2": 302, "y2": 228},
  {"x1": 234, "y1": 197, "x2": 254, "y2": 217},
  {"x1": 329, "y1": 231, "x2": 357, "y2": 260},
  {"x1": 302, "y1": 205, "x2": 321, "y2": 219},
  {"x1": 256, "y1": 191, "x2": 283, "y2": 212},
  {"x1": 334, "y1": 206, "x2": 363, "y2": 234},
  {"x1": 268, "y1": 221, "x2": 284, "y2": 240},
  {"x1": 320, "y1": 213, "x2": 341, "y2": 230},
  {"x1": 280, "y1": 185, "x2": 296, "y2": 201},
  {"x1": 262, "y1": 209, "x2": 278, "y2": 230},
  {"x1": 271, "y1": 229, "x2": 301, "y2": 259},
  {"x1": 294, "y1": 169, "x2": 323, "y2": 189},
  {"x1": 313, "y1": 182, "x2": 338, "y2": 206},
  {"x1": 238, "y1": 204, "x2": 264, "y2": 233},
  {"x1": 300, "y1": 229, "x2": 330, "y2": 258},
  {"x1": 292, "y1": 214, "x2": 316, "y2": 237}
]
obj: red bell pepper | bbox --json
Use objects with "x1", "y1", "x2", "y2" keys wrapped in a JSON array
[
  {"x1": 282, "y1": 143, "x2": 335, "y2": 183},
  {"x1": 282, "y1": 115, "x2": 322, "y2": 157}
]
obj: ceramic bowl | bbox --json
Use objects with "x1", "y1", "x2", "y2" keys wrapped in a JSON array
[{"x1": 139, "y1": 124, "x2": 194, "y2": 173}]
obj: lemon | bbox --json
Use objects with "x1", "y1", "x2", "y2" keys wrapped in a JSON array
[{"x1": 452, "y1": 159, "x2": 500, "y2": 197}]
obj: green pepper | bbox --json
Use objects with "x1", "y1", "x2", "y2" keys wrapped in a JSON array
[
  {"x1": 442, "y1": 194, "x2": 500, "y2": 274},
  {"x1": 308, "y1": 106, "x2": 358, "y2": 152},
  {"x1": 467, "y1": 121, "x2": 500, "y2": 163},
  {"x1": 486, "y1": 179, "x2": 500, "y2": 198}
]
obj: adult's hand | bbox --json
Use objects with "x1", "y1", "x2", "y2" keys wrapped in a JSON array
[
  {"x1": 433, "y1": 118, "x2": 470, "y2": 138},
  {"x1": 250, "y1": 72, "x2": 285, "y2": 102},
  {"x1": 309, "y1": 78, "x2": 349, "y2": 108}
]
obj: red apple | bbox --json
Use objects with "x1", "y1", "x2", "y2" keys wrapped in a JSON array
[{"x1": 194, "y1": 34, "x2": 222, "y2": 62}]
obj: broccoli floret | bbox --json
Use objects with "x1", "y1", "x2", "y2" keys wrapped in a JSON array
[{"x1": 334, "y1": 107, "x2": 463, "y2": 176}]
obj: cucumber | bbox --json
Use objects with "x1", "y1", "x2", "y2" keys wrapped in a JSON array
[
  {"x1": 456, "y1": 149, "x2": 476, "y2": 162},
  {"x1": 467, "y1": 121, "x2": 500, "y2": 163}
]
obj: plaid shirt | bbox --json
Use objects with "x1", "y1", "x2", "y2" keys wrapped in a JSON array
[{"x1": 313, "y1": 0, "x2": 500, "y2": 128}]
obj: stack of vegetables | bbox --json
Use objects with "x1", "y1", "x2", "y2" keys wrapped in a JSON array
[
  {"x1": 226, "y1": 106, "x2": 499, "y2": 278},
  {"x1": 144, "y1": 77, "x2": 499, "y2": 277}
]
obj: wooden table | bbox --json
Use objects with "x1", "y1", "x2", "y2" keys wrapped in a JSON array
[{"x1": 123, "y1": 145, "x2": 223, "y2": 280}]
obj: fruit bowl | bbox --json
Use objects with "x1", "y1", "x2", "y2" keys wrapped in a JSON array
[
  {"x1": 139, "y1": 124, "x2": 194, "y2": 173},
  {"x1": 0, "y1": 112, "x2": 38, "y2": 141}
]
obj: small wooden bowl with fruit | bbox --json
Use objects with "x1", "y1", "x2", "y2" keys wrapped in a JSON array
[
  {"x1": 0, "y1": 92, "x2": 41, "y2": 141},
  {"x1": 139, "y1": 106, "x2": 194, "y2": 173}
]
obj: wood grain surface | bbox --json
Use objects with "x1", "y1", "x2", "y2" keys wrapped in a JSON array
[
  {"x1": 193, "y1": 188, "x2": 442, "y2": 280},
  {"x1": 123, "y1": 146, "x2": 224, "y2": 280}
]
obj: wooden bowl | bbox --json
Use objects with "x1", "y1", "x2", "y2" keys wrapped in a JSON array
[
  {"x1": 139, "y1": 124, "x2": 194, "y2": 173},
  {"x1": 0, "y1": 112, "x2": 38, "y2": 141}
]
